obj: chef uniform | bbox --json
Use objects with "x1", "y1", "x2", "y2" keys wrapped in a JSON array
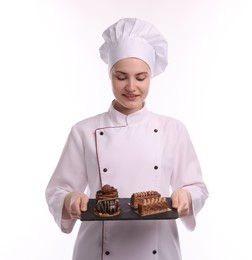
[{"x1": 46, "y1": 18, "x2": 208, "y2": 260}]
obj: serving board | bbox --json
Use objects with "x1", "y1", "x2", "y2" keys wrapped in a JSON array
[{"x1": 81, "y1": 198, "x2": 178, "y2": 221}]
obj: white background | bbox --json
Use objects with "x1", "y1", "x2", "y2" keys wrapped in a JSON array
[{"x1": 0, "y1": 0, "x2": 252, "y2": 259}]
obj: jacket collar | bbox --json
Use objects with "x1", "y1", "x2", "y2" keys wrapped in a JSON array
[{"x1": 108, "y1": 100, "x2": 148, "y2": 126}]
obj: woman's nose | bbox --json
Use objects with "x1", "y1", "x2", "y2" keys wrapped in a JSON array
[{"x1": 125, "y1": 79, "x2": 135, "y2": 91}]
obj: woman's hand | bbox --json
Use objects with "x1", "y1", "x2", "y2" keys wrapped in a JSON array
[
  {"x1": 171, "y1": 189, "x2": 192, "y2": 217},
  {"x1": 62, "y1": 192, "x2": 89, "y2": 220}
]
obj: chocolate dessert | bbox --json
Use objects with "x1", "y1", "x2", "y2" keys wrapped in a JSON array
[{"x1": 94, "y1": 184, "x2": 120, "y2": 217}]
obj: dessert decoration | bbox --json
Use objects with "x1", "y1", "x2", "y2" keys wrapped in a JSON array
[
  {"x1": 94, "y1": 184, "x2": 120, "y2": 217},
  {"x1": 130, "y1": 191, "x2": 161, "y2": 209},
  {"x1": 130, "y1": 191, "x2": 170, "y2": 216}
]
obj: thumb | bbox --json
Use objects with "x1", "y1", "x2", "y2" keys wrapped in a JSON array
[
  {"x1": 80, "y1": 196, "x2": 89, "y2": 211},
  {"x1": 171, "y1": 192, "x2": 179, "y2": 209}
]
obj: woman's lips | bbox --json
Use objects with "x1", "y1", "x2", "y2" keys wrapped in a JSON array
[{"x1": 123, "y1": 94, "x2": 139, "y2": 101}]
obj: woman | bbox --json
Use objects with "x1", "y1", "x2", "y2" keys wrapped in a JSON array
[{"x1": 46, "y1": 18, "x2": 209, "y2": 260}]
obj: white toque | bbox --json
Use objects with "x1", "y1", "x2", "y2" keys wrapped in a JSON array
[{"x1": 99, "y1": 18, "x2": 168, "y2": 77}]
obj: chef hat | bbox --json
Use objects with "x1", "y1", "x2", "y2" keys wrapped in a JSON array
[{"x1": 99, "y1": 18, "x2": 168, "y2": 77}]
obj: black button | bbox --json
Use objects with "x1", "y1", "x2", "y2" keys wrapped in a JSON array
[
  {"x1": 154, "y1": 165, "x2": 158, "y2": 170},
  {"x1": 100, "y1": 131, "x2": 104, "y2": 135},
  {"x1": 105, "y1": 251, "x2": 110, "y2": 255},
  {"x1": 154, "y1": 129, "x2": 158, "y2": 133},
  {"x1": 103, "y1": 168, "x2": 108, "y2": 172},
  {"x1": 153, "y1": 250, "x2": 157, "y2": 254}
]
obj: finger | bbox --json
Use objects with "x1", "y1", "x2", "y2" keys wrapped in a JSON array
[
  {"x1": 177, "y1": 204, "x2": 186, "y2": 216},
  {"x1": 171, "y1": 193, "x2": 179, "y2": 209},
  {"x1": 178, "y1": 207, "x2": 190, "y2": 217},
  {"x1": 80, "y1": 196, "x2": 89, "y2": 212},
  {"x1": 177, "y1": 199, "x2": 190, "y2": 217},
  {"x1": 69, "y1": 196, "x2": 81, "y2": 216},
  {"x1": 70, "y1": 201, "x2": 81, "y2": 218},
  {"x1": 70, "y1": 211, "x2": 80, "y2": 219}
]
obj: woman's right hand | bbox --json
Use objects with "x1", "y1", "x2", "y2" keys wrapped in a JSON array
[{"x1": 62, "y1": 192, "x2": 89, "y2": 220}]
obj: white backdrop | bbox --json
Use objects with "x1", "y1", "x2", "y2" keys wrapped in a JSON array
[{"x1": 0, "y1": 0, "x2": 252, "y2": 259}]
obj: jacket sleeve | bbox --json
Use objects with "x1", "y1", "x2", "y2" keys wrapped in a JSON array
[
  {"x1": 171, "y1": 123, "x2": 209, "y2": 231},
  {"x1": 45, "y1": 125, "x2": 88, "y2": 233}
]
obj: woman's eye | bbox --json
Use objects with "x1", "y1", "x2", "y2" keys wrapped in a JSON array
[
  {"x1": 136, "y1": 77, "x2": 146, "y2": 81},
  {"x1": 116, "y1": 77, "x2": 127, "y2": 81}
]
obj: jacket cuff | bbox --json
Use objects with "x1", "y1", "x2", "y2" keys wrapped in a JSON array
[
  {"x1": 180, "y1": 213, "x2": 196, "y2": 231},
  {"x1": 61, "y1": 218, "x2": 77, "y2": 234}
]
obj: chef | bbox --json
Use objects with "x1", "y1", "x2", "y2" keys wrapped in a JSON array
[{"x1": 46, "y1": 18, "x2": 209, "y2": 260}]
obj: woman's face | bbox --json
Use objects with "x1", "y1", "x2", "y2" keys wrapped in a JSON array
[{"x1": 110, "y1": 58, "x2": 151, "y2": 115}]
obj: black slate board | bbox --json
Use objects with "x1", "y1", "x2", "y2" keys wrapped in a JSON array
[{"x1": 81, "y1": 198, "x2": 178, "y2": 221}]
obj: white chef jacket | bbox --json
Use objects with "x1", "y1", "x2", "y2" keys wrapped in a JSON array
[{"x1": 46, "y1": 102, "x2": 208, "y2": 260}]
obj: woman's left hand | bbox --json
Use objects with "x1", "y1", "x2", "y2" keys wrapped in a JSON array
[{"x1": 171, "y1": 189, "x2": 193, "y2": 217}]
